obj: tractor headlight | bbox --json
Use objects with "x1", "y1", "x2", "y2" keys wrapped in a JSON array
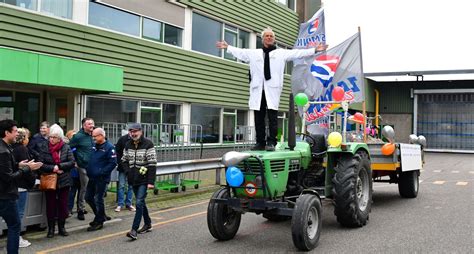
[
  {"x1": 327, "y1": 132, "x2": 343, "y2": 147},
  {"x1": 222, "y1": 151, "x2": 251, "y2": 167}
]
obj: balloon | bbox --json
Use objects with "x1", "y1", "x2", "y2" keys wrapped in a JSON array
[
  {"x1": 418, "y1": 135, "x2": 426, "y2": 147},
  {"x1": 226, "y1": 166, "x2": 244, "y2": 187},
  {"x1": 381, "y1": 143, "x2": 396, "y2": 156},
  {"x1": 381, "y1": 125, "x2": 395, "y2": 142},
  {"x1": 327, "y1": 132, "x2": 343, "y2": 147},
  {"x1": 294, "y1": 93, "x2": 309, "y2": 106},
  {"x1": 332, "y1": 86, "x2": 345, "y2": 101},
  {"x1": 409, "y1": 134, "x2": 418, "y2": 144},
  {"x1": 354, "y1": 112, "x2": 364, "y2": 123}
]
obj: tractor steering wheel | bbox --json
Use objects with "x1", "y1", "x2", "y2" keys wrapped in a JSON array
[{"x1": 296, "y1": 133, "x2": 316, "y2": 148}]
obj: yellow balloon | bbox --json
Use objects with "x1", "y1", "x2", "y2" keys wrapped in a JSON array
[{"x1": 328, "y1": 132, "x2": 343, "y2": 147}]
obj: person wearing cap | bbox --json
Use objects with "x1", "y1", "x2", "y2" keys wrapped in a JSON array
[
  {"x1": 85, "y1": 128, "x2": 117, "y2": 231},
  {"x1": 216, "y1": 27, "x2": 328, "y2": 151},
  {"x1": 69, "y1": 117, "x2": 95, "y2": 220},
  {"x1": 122, "y1": 123, "x2": 157, "y2": 240}
]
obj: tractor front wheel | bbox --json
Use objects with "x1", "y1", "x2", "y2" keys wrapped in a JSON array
[
  {"x1": 398, "y1": 170, "x2": 419, "y2": 198},
  {"x1": 332, "y1": 151, "x2": 372, "y2": 227},
  {"x1": 291, "y1": 194, "x2": 322, "y2": 251},
  {"x1": 207, "y1": 188, "x2": 241, "y2": 241}
]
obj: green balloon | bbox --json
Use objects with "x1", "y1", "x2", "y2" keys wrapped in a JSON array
[{"x1": 295, "y1": 93, "x2": 309, "y2": 106}]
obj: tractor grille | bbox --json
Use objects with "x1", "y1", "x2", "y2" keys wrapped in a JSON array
[
  {"x1": 238, "y1": 158, "x2": 261, "y2": 173},
  {"x1": 238, "y1": 159, "x2": 286, "y2": 173},
  {"x1": 270, "y1": 160, "x2": 285, "y2": 172}
]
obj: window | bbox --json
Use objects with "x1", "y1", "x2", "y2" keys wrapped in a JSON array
[
  {"x1": 86, "y1": 97, "x2": 137, "y2": 123},
  {"x1": 239, "y1": 30, "x2": 250, "y2": 49},
  {"x1": 41, "y1": 0, "x2": 72, "y2": 19},
  {"x1": 164, "y1": 24, "x2": 182, "y2": 47},
  {"x1": 256, "y1": 36, "x2": 263, "y2": 49},
  {"x1": 192, "y1": 13, "x2": 221, "y2": 57},
  {"x1": 89, "y1": 2, "x2": 140, "y2": 37},
  {"x1": 276, "y1": 0, "x2": 296, "y2": 11},
  {"x1": 4, "y1": 0, "x2": 37, "y2": 11},
  {"x1": 193, "y1": 12, "x2": 251, "y2": 59},
  {"x1": 143, "y1": 18, "x2": 162, "y2": 42},
  {"x1": 191, "y1": 105, "x2": 220, "y2": 143},
  {"x1": 224, "y1": 25, "x2": 238, "y2": 60}
]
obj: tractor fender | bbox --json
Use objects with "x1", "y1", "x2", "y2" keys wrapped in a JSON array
[{"x1": 300, "y1": 189, "x2": 321, "y2": 199}]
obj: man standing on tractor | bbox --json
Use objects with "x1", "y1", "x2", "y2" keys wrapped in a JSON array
[{"x1": 216, "y1": 27, "x2": 327, "y2": 151}]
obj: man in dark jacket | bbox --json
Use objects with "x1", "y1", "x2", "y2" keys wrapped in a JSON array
[
  {"x1": 114, "y1": 131, "x2": 135, "y2": 212},
  {"x1": 69, "y1": 117, "x2": 95, "y2": 220},
  {"x1": 85, "y1": 127, "x2": 117, "y2": 231},
  {"x1": 122, "y1": 123, "x2": 157, "y2": 240},
  {"x1": 27, "y1": 121, "x2": 49, "y2": 155},
  {"x1": 0, "y1": 119, "x2": 42, "y2": 254}
]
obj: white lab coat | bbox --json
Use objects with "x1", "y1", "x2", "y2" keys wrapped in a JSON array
[{"x1": 227, "y1": 45, "x2": 315, "y2": 110}]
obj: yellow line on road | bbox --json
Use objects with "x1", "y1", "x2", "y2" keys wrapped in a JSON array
[
  {"x1": 456, "y1": 182, "x2": 468, "y2": 186},
  {"x1": 149, "y1": 200, "x2": 208, "y2": 215},
  {"x1": 433, "y1": 181, "x2": 445, "y2": 185},
  {"x1": 36, "y1": 211, "x2": 207, "y2": 254}
]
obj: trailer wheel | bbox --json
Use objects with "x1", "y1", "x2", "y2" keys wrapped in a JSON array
[
  {"x1": 207, "y1": 188, "x2": 241, "y2": 241},
  {"x1": 332, "y1": 151, "x2": 372, "y2": 227},
  {"x1": 262, "y1": 212, "x2": 291, "y2": 222},
  {"x1": 398, "y1": 170, "x2": 419, "y2": 198},
  {"x1": 153, "y1": 189, "x2": 159, "y2": 195},
  {"x1": 291, "y1": 194, "x2": 322, "y2": 251},
  {"x1": 181, "y1": 186, "x2": 186, "y2": 192}
]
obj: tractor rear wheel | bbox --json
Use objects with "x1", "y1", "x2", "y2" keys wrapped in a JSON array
[
  {"x1": 332, "y1": 151, "x2": 372, "y2": 227},
  {"x1": 398, "y1": 170, "x2": 419, "y2": 198},
  {"x1": 207, "y1": 188, "x2": 241, "y2": 241},
  {"x1": 291, "y1": 194, "x2": 322, "y2": 251}
]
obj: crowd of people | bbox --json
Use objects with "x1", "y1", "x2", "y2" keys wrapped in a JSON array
[{"x1": 0, "y1": 118, "x2": 157, "y2": 253}]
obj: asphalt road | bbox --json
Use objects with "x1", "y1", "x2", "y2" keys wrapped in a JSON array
[{"x1": 10, "y1": 153, "x2": 474, "y2": 253}]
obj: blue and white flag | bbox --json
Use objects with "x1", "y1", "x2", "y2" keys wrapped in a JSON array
[
  {"x1": 291, "y1": 8, "x2": 326, "y2": 109},
  {"x1": 301, "y1": 32, "x2": 365, "y2": 124}
]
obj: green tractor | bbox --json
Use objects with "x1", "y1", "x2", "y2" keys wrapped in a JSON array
[{"x1": 207, "y1": 94, "x2": 372, "y2": 251}]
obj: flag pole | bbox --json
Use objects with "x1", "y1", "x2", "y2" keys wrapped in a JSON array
[{"x1": 358, "y1": 26, "x2": 368, "y2": 143}]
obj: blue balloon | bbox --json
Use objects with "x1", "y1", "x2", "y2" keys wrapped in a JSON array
[{"x1": 226, "y1": 166, "x2": 244, "y2": 187}]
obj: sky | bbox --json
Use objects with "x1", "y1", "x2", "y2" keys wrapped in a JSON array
[{"x1": 322, "y1": 0, "x2": 474, "y2": 76}]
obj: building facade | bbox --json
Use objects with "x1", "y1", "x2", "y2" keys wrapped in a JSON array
[{"x1": 0, "y1": 0, "x2": 305, "y2": 147}]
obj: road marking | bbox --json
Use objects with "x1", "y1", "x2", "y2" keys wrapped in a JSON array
[
  {"x1": 149, "y1": 200, "x2": 208, "y2": 215},
  {"x1": 420, "y1": 169, "x2": 424, "y2": 172},
  {"x1": 150, "y1": 216, "x2": 164, "y2": 220},
  {"x1": 451, "y1": 171, "x2": 459, "y2": 173},
  {"x1": 456, "y1": 182, "x2": 468, "y2": 186},
  {"x1": 469, "y1": 171, "x2": 474, "y2": 174},
  {"x1": 433, "y1": 181, "x2": 445, "y2": 185},
  {"x1": 433, "y1": 170, "x2": 442, "y2": 173},
  {"x1": 36, "y1": 210, "x2": 207, "y2": 254}
]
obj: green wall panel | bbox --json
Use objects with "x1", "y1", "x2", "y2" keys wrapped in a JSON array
[
  {"x1": 178, "y1": 0, "x2": 299, "y2": 46},
  {"x1": 0, "y1": 5, "x2": 298, "y2": 111}
]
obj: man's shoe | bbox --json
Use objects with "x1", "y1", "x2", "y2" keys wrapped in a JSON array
[
  {"x1": 251, "y1": 144, "x2": 265, "y2": 151},
  {"x1": 87, "y1": 223, "x2": 103, "y2": 232},
  {"x1": 265, "y1": 144, "x2": 275, "y2": 151},
  {"x1": 126, "y1": 205, "x2": 136, "y2": 212},
  {"x1": 126, "y1": 229, "x2": 138, "y2": 240},
  {"x1": 77, "y1": 210, "x2": 85, "y2": 221},
  {"x1": 106, "y1": 215, "x2": 112, "y2": 221},
  {"x1": 137, "y1": 224, "x2": 152, "y2": 234},
  {"x1": 89, "y1": 221, "x2": 98, "y2": 227},
  {"x1": 115, "y1": 206, "x2": 122, "y2": 212}
]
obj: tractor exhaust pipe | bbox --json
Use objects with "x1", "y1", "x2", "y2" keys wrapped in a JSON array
[{"x1": 288, "y1": 93, "x2": 296, "y2": 151}]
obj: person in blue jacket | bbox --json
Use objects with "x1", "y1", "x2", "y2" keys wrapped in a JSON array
[{"x1": 85, "y1": 127, "x2": 117, "y2": 231}]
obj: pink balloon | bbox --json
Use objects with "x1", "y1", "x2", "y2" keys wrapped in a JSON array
[
  {"x1": 354, "y1": 112, "x2": 364, "y2": 122},
  {"x1": 332, "y1": 86, "x2": 345, "y2": 101}
]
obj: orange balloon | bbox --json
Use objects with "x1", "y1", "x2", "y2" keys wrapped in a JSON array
[{"x1": 381, "y1": 143, "x2": 396, "y2": 156}]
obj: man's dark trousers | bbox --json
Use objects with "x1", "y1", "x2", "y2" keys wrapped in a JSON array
[
  {"x1": 254, "y1": 91, "x2": 278, "y2": 146},
  {"x1": 0, "y1": 199, "x2": 20, "y2": 254},
  {"x1": 85, "y1": 177, "x2": 108, "y2": 224}
]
